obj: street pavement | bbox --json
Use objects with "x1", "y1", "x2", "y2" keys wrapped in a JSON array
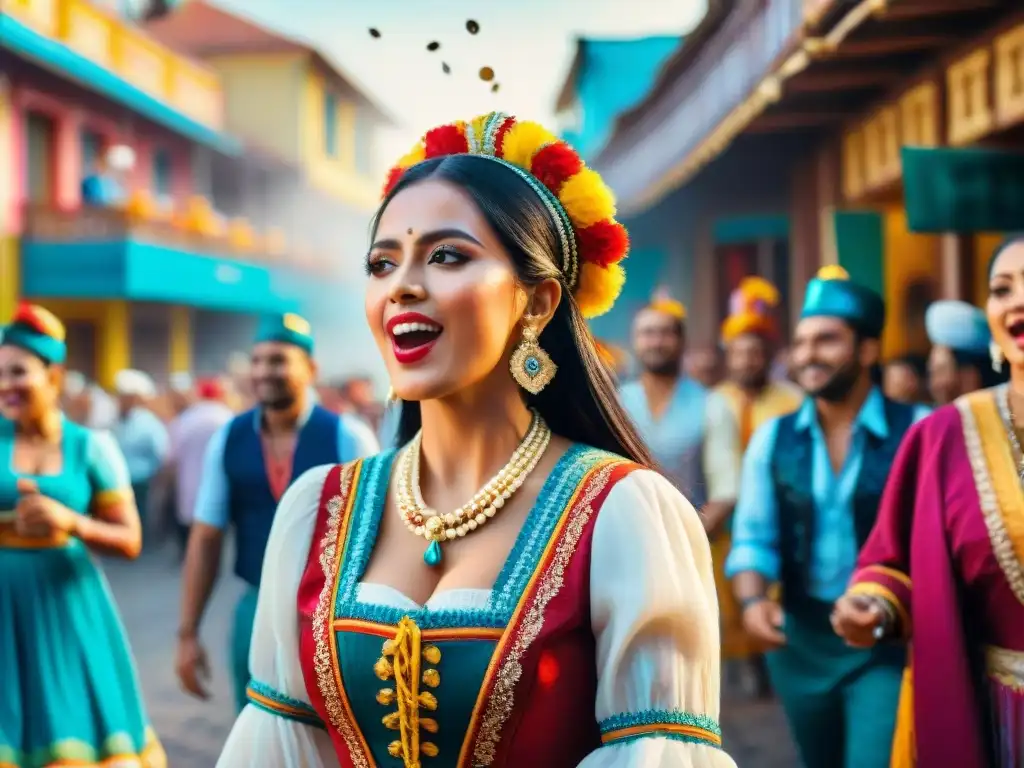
[{"x1": 105, "y1": 545, "x2": 798, "y2": 767}]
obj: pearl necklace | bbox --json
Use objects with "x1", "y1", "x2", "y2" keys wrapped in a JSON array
[{"x1": 396, "y1": 411, "x2": 552, "y2": 566}]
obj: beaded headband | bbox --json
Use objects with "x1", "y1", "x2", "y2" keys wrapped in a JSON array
[{"x1": 382, "y1": 112, "x2": 630, "y2": 318}]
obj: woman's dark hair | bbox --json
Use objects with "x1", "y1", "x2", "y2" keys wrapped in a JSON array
[
  {"x1": 987, "y1": 233, "x2": 1024, "y2": 278},
  {"x1": 372, "y1": 155, "x2": 653, "y2": 466}
]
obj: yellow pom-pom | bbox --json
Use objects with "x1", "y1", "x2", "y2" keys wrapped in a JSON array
[
  {"x1": 738, "y1": 276, "x2": 779, "y2": 306},
  {"x1": 817, "y1": 264, "x2": 849, "y2": 281},
  {"x1": 576, "y1": 262, "x2": 625, "y2": 319},
  {"x1": 559, "y1": 169, "x2": 616, "y2": 229},
  {"x1": 397, "y1": 143, "x2": 426, "y2": 169},
  {"x1": 500, "y1": 120, "x2": 557, "y2": 169}
]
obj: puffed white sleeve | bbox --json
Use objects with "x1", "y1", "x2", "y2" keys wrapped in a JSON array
[
  {"x1": 216, "y1": 464, "x2": 337, "y2": 768},
  {"x1": 578, "y1": 470, "x2": 737, "y2": 768}
]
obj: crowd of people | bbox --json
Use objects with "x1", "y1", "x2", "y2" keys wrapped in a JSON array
[{"x1": 3, "y1": 107, "x2": 1024, "y2": 768}]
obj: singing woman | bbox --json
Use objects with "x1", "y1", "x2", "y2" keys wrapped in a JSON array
[{"x1": 218, "y1": 113, "x2": 735, "y2": 768}]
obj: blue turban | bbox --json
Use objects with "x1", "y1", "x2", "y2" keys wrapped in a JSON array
[
  {"x1": 800, "y1": 266, "x2": 885, "y2": 338},
  {"x1": 925, "y1": 300, "x2": 990, "y2": 356},
  {"x1": 0, "y1": 304, "x2": 67, "y2": 365},
  {"x1": 255, "y1": 313, "x2": 314, "y2": 355}
]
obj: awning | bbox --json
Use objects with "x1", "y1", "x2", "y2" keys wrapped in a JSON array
[
  {"x1": 902, "y1": 147, "x2": 1024, "y2": 233},
  {"x1": 1, "y1": 15, "x2": 241, "y2": 156}
]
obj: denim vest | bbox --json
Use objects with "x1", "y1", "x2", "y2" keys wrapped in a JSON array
[
  {"x1": 770, "y1": 397, "x2": 914, "y2": 605},
  {"x1": 224, "y1": 405, "x2": 340, "y2": 587}
]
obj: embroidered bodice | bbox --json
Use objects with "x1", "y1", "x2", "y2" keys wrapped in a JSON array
[{"x1": 216, "y1": 445, "x2": 737, "y2": 768}]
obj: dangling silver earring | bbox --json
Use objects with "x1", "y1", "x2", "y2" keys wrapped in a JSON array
[
  {"x1": 510, "y1": 326, "x2": 556, "y2": 395},
  {"x1": 991, "y1": 341, "x2": 1005, "y2": 373}
]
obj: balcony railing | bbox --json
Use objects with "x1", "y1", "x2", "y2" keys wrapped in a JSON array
[
  {"x1": 21, "y1": 203, "x2": 316, "y2": 269},
  {"x1": 2, "y1": 0, "x2": 223, "y2": 129}
]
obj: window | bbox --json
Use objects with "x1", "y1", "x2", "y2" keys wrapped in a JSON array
[
  {"x1": 324, "y1": 92, "x2": 339, "y2": 158},
  {"x1": 25, "y1": 112, "x2": 55, "y2": 204},
  {"x1": 81, "y1": 129, "x2": 103, "y2": 180},
  {"x1": 153, "y1": 148, "x2": 173, "y2": 200}
]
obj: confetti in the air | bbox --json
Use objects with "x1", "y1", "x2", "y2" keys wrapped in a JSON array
[
  {"x1": 466, "y1": 19, "x2": 479, "y2": 34},
  {"x1": 479, "y1": 66, "x2": 494, "y2": 82},
  {"x1": 442, "y1": 62, "x2": 451, "y2": 74},
  {"x1": 426, "y1": 41, "x2": 440, "y2": 51},
  {"x1": 491, "y1": 83, "x2": 500, "y2": 93},
  {"x1": 368, "y1": 28, "x2": 381, "y2": 38}
]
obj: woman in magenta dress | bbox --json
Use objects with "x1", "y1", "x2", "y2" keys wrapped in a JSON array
[{"x1": 832, "y1": 233, "x2": 1024, "y2": 767}]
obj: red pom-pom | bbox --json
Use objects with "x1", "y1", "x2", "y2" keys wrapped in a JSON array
[
  {"x1": 382, "y1": 167, "x2": 404, "y2": 198},
  {"x1": 493, "y1": 117, "x2": 515, "y2": 156},
  {"x1": 530, "y1": 142, "x2": 583, "y2": 194},
  {"x1": 12, "y1": 303, "x2": 44, "y2": 335},
  {"x1": 423, "y1": 124, "x2": 469, "y2": 158},
  {"x1": 576, "y1": 220, "x2": 629, "y2": 267}
]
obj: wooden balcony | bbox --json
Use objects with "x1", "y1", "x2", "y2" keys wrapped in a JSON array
[
  {"x1": 2, "y1": 0, "x2": 223, "y2": 129},
  {"x1": 22, "y1": 204, "x2": 291, "y2": 266}
]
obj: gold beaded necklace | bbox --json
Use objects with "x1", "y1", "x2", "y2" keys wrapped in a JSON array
[{"x1": 396, "y1": 410, "x2": 552, "y2": 566}]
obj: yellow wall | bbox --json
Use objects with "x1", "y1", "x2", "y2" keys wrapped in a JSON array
[
  {"x1": 0, "y1": 79, "x2": 16, "y2": 323},
  {"x1": 302, "y1": 70, "x2": 378, "y2": 211},
  {"x1": 34, "y1": 300, "x2": 130, "y2": 389},
  {"x1": 881, "y1": 206, "x2": 941, "y2": 359},
  {"x1": 168, "y1": 305, "x2": 192, "y2": 375},
  {"x1": 205, "y1": 52, "x2": 306, "y2": 163},
  {"x1": 974, "y1": 233, "x2": 1005, "y2": 307}
]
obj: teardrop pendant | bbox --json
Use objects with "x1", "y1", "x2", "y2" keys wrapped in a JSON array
[{"x1": 424, "y1": 539, "x2": 443, "y2": 567}]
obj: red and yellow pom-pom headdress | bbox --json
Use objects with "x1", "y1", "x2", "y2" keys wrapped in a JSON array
[
  {"x1": 382, "y1": 112, "x2": 630, "y2": 318},
  {"x1": 720, "y1": 277, "x2": 781, "y2": 344}
]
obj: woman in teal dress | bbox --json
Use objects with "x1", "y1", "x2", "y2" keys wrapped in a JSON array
[{"x1": 0, "y1": 304, "x2": 165, "y2": 768}]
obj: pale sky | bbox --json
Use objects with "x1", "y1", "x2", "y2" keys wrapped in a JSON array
[{"x1": 213, "y1": 0, "x2": 707, "y2": 167}]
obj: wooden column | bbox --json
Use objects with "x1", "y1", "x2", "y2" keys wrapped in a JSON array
[{"x1": 940, "y1": 234, "x2": 975, "y2": 302}]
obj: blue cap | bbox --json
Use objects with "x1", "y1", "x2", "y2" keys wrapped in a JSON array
[
  {"x1": 800, "y1": 265, "x2": 885, "y2": 338},
  {"x1": 0, "y1": 304, "x2": 67, "y2": 365},
  {"x1": 925, "y1": 300, "x2": 990, "y2": 355},
  {"x1": 254, "y1": 313, "x2": 314, "y2": 355}
]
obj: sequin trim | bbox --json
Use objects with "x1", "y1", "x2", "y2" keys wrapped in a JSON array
[
  {"x1": 600, "y1": 709, "x2": 722, "y2": 749},
  {"x1": 312, "y1": 462, "x2": 373, "y2": 767},
  {"x1": 246, "y1": 679, "x2": 326, "y2": 730},
  {"x1": 466, "y1": 458, "x2": 623, "y2": 767},
  {"x1": 0, "y1": 728, "x2": 166, "y2": 768},
  {"x1": 957, "y1": 389, "x2": 1024, "y2": 606},
  {"x1": 337, "y1": 445, "x2": 607, "y2": 629}
]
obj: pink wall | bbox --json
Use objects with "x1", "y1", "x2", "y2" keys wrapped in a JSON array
[{"x1": 7, "y1": 64, "x2": 196, "y2": 234}]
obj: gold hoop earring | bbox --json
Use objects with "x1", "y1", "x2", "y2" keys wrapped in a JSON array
[{"x1": 510, "y1": 326, "x2": 556, "y2": 395}]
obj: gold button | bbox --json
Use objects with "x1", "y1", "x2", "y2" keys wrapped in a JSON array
[
  {"x1": 388, "y1": 741, "x2": 402, "y2": 757},
  {"x1": 418, "y1": 691, "x2": 438, "y2": 710},
  {"x1": 382, "y1": 711, "x2": 401, "y2": 730},
  {"x1": 421, "y1": 717, "x2": 439, "y2": 733},
  {"x1": 422, "y1": 742, "x2": 439, "y2": 757},
  {"x1": 422, "y1": 668, "x2": 440, "y2": 688},
  {"x1": 374, "y1": 657, "x2": 393, "y2": 680},
  {"x1": 376, "y1": 688, "x2": 395, "y2": 706},
  {"x1": 422, "y1": 645, "x2": 441, "y2": 664}
]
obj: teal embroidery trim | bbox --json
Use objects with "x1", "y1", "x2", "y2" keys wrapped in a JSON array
[
  {"x1": 333, "y1": 444, "x2": 616, "y2": 629},
  {"x1": 600, "y1": 709, "x2": 722, "y2": 748},
  {"x1": 246, "y1": 679, "x2": 326, "y2": 730}
]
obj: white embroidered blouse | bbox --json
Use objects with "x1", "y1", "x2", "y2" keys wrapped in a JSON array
[{"x1": 216, "y1": 453, "x2": 737, "y2": 768}]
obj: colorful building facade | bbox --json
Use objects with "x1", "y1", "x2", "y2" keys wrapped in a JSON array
[
  {"x1": 590, "y1": 0, "x2": 1024, "y2": 357},
  {"x1": 146, "y1": 1, "x2": 392, "y2": 378}
]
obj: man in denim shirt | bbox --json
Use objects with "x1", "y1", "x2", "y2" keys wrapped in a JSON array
[{"x1": 726, "y1": 266, "x2": 929, "y2": 768}]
